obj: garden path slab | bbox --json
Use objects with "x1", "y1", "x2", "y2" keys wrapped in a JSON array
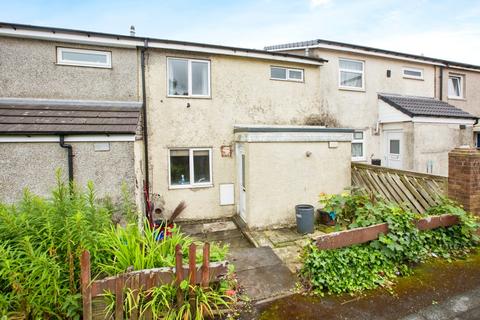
[{"x1": 229, "y1": 246, "x2": 297, "y2": 302}]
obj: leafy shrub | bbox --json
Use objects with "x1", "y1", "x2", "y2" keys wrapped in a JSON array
[
  {"x1": 302, "y1": 191, "x2": 479, "y2": 296},
  {"x1": 0, "y1": 174, "x2": 230, "y2": 319}
]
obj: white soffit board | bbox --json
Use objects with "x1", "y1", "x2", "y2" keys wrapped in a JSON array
[
  {"x1": 378, "y1": 100, "x2": 412, "y2": 123},
  {"x1": 219, "y1": 184, "x2": 235, "y2": 206},
  {"x1": 0, "y1": 134, "x2": 135, "y2": 143},
  {"x1": 412, "y1": 117, "x2": 475, "y2": 125}
]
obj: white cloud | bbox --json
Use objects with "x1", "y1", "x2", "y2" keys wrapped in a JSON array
[{"x1": 310, "y1": 0, "x2": 331, "y2": 7}]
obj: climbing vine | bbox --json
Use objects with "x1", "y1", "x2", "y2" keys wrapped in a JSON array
[{"x1": 301, "y1": 191, "x2": 479, "y2": 296}]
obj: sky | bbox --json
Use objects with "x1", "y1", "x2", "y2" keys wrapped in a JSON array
[{"x1": 1, "y1": 0, "x2": 480, "y2": 65}]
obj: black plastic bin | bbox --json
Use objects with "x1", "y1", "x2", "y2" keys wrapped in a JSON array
[{"x1": 295, "y1": 204, "x2": 315, "y2": 234}]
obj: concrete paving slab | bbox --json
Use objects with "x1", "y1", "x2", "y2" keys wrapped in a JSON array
[
  {"x1": 236, "y1": 263, "x2": 296, "y2": 301},
  {"x1": 264, "y1": 228, "x2": 304, "y2": 245},
  {"x1": 229, "y1": 246, "x2": 284, "y2": 271},
  {"x1": 203, "y1": 220, "x2": 237, "y2": 233}
]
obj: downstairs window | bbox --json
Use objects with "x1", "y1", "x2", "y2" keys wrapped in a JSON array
[{"x1": 169, "y1": 148, "x2": 212, "y2": 188}]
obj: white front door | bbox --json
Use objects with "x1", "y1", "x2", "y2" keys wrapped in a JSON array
[
  {"x1": 385, "y1": 131, "x2": 403, "y2": 169},
  {"x1": 236, "y1": 143, "x2": 246, "y2": 221}
]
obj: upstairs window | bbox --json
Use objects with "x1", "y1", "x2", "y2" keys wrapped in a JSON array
[
  {"x1": 169, "y1": 148, "x2": 212, "y2": 188},
  {"x1": 270, "y1": 66, "x2": 304, "y2": 82},
  {"x1": 167, "y1": 58, "x2": 210, "y2": 97},
  {"x1": 402, "y1": 67, "x2": 423, "y2": 80},
  {"x1": 339, "y1": 59, "x2": 364, "y2": 90},
  {"x1": 57, "y1": 47, "x2": 111, "y2": 68},
  {"x1": 352, "y1": 131, "x2": 365, "y2": 161},
  {"x1": 448, "y1": 75, "x2": 464, "y2": 99}
]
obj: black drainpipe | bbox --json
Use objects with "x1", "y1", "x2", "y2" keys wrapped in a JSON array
[
  {"x1": 439, "y1": 66, "x2": 444, "y2": 100},
  {"x1": 140, "y1": 39, "x2": 150, "y2": 193},
  {"x1": 59, "y1": 135, "x2": 74, "y2": 183}
]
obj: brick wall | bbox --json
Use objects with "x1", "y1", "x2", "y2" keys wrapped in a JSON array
[{"x1": 448, "y1": 147, "x2": 480, "y2": 215}]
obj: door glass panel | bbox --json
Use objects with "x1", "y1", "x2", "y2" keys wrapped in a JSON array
[
  {"x1": 241, "y1": 154, "x2": 246, "y2": 188},
  {"x1": 193, "y1": 150, "x2": 210, "y2": 183},
  {"x1": 170, "y1": 150, "x2": 190, "y2": 185},
  {"x1": 390, "y1": 140, "x2": 400, "y2": 154}
]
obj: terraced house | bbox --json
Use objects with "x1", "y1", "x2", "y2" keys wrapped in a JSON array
[
  {"x1": 0, "y1": 22, "x2": 479, "y2": 229},
  {"x1": 266, "y1": 39, "x2": 480, "y2": 176}
]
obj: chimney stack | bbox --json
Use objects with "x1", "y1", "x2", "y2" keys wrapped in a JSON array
[{"x1": 130, "y1": 25, "x2": 136, "y2": 37}]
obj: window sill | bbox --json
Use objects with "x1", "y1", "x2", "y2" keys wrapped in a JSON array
[
  {"x1": 339, "y1": 86, "x2": 365, "y2": 92},
  {"x1": 403, "y1": 76, "x2": 424, "y2": 81},
  {"x1": 169, "y1": 184, "x2": 213, "y2": 190},
  {"x1": 352, "y1": 157, "x2": 366, "y2": 162},
  {"x1": 55, "y1": 62, "x2": 112, "y2": 69},
  {"x1": 167, "y1": 95, "x2": 211, "y2": 99},
  {"x1": 448, "y1": 96, "x2": 466, "y2": 101},
  {"x1": 270, "y1": 78, "x2": 305, "y2": 83}
]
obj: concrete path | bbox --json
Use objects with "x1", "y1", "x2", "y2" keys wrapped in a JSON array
[{"x1": 229, "y1": 246, "x2": 297, "y2": 302}]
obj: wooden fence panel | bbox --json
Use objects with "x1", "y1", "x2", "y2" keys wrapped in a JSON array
[
  {"x1": 351, "y1": 163, "x2": 447, "y2": 213},
  {"x1": 81, "y1": 242, "x2": 228, "y2": 320}
]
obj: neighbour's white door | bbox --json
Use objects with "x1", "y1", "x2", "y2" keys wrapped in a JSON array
[
  {"x1": 385, "y1": 131, "x2": 403, "y2": 169},
  {"x1": 236, "y1": 143, "x2": 247, "y2": 221}
]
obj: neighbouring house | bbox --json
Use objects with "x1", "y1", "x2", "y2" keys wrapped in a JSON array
[
  {"x1": 265, "y1": 39, "x2": 480, "y2": 175},
  {"x1": 0, "y1": 22, "x2": 355, "y2": 229},
  {"x1": 0, "y1": 23, "x2": 142, "y2": 203}
]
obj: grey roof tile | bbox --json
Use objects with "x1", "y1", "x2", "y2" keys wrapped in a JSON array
[
  {"x1": 0, "y1": 104, "x2": 140, "y2": 134},
  {"x1": 378, "y1": 93, "x2": 477, "y2": 119}
]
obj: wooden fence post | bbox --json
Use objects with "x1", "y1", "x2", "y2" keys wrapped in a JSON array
[
  {"x1": 80, "y1": 250, "x2": 92, "y2": 320},
  {"x1": 115, "y1": 274, "x2": 124, "y2": 320},
  {"x1": 201, "y1": 242, "x2": 210, "y2": 288},
  {"x1": 175, "y1": 244, "x2": 184, "y2": 305}
]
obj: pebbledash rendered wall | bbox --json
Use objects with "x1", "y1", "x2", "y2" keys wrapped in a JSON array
[
  {"x1": 144, "y1": 49, "x2": 326, "y2": 221},
  {"x1": 0, "y1": 141, "x2": 135, "y2": 203},
  {"x1": 0, "y1": 36, "x2": 139, "y2": 101}
]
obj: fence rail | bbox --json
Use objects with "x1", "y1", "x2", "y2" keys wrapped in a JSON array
[
  {"x1": 80, "y1": 243, "x2": 228, "y2": 320},
  {"x1": 351, "y1": 162, "x2": 447, "y2": 213}
]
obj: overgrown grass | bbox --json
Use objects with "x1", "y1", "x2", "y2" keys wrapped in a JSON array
[
  {"x1": 301, "y1": 191, "x2": 479, "y2": 296},
  {"x1": 0, "y1": 173, "x2": 230, "y2": 319}
]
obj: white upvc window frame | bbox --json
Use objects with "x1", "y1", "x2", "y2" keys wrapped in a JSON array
[
  {"x1": 448, "y1": 74, "x2": 464, "y2": 100},
  {"x1": 168, "y1": 147, "x2": 213, "y2": 189},
  {"x1": 338, "y1": 58, "x2": 365, "y2": 91},
  {"x1": 351, "y1": 131, "x2": 366, "y2": 161},
  {"x1": 56, "y1": 47, "x2": 112, "y2": 68},
  {"x1": 270, "y1": 66, "x2": 304, "y2": 82},
  {"x1": 167, "y1": 57, "x2": 211, "y2": 98},
  {"x1": 402, "y1": 67, "x2": 424, "y2": 80}
]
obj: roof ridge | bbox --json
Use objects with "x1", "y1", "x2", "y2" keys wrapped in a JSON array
[{"x1": 265, "y1": 38, "x2": 480, "y2": 70}]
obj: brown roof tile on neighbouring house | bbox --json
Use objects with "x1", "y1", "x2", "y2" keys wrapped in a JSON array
[
  {"x1": 0, "y1": 102, "x2": 141, "y2": 134},
  {"x1": 378, "y1": 93, "x2": 477, "y2": 119}
]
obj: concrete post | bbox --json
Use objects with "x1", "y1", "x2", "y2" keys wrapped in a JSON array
[{"x1": 448, "y1": 147, "x2": 480, "y2": 215}]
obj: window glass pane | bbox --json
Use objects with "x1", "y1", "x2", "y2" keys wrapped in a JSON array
[
  {"x1": 404, "y1": 69, "x2": 422, "y2": 77},
  {"x1": 390, "y1": 140, "x2": 400, "y2": 155},
  {"x1": 62, "y1": 51, "x2": 107, "y2": 64},
  {"x1": 352, "y1": 143, "x2": 363, "y2": 157},
  {"x1": 340, "y1": 59, "x2": 363, "y2": 71},
  {"x1": 354, "y1": 132, "x2": 363, "y2": 140},
  {"x1": 170, "y1": 150, "x2": 190, "y2": 185},
  {"x1": 168, "y1": 59, "x2": 188, "y2": 96},
  {"x1": 288, "y1": 69, "x2": 303, "y2": 80},
  {"x1": 192, "y1": 61, "x2": 209, "y2": 95},
  {"x1": 448, "y1": 77, "x2": 461, "y2": 97},
  {"x1": 271, "y1": 67, "x2": 287, "y2": 79},
  {"x1": 193, "y1": 150, "x2": 210, "y2": 183},
  {"x1": 340, "y1": 71, "x2": 363, "y2": 88}
]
